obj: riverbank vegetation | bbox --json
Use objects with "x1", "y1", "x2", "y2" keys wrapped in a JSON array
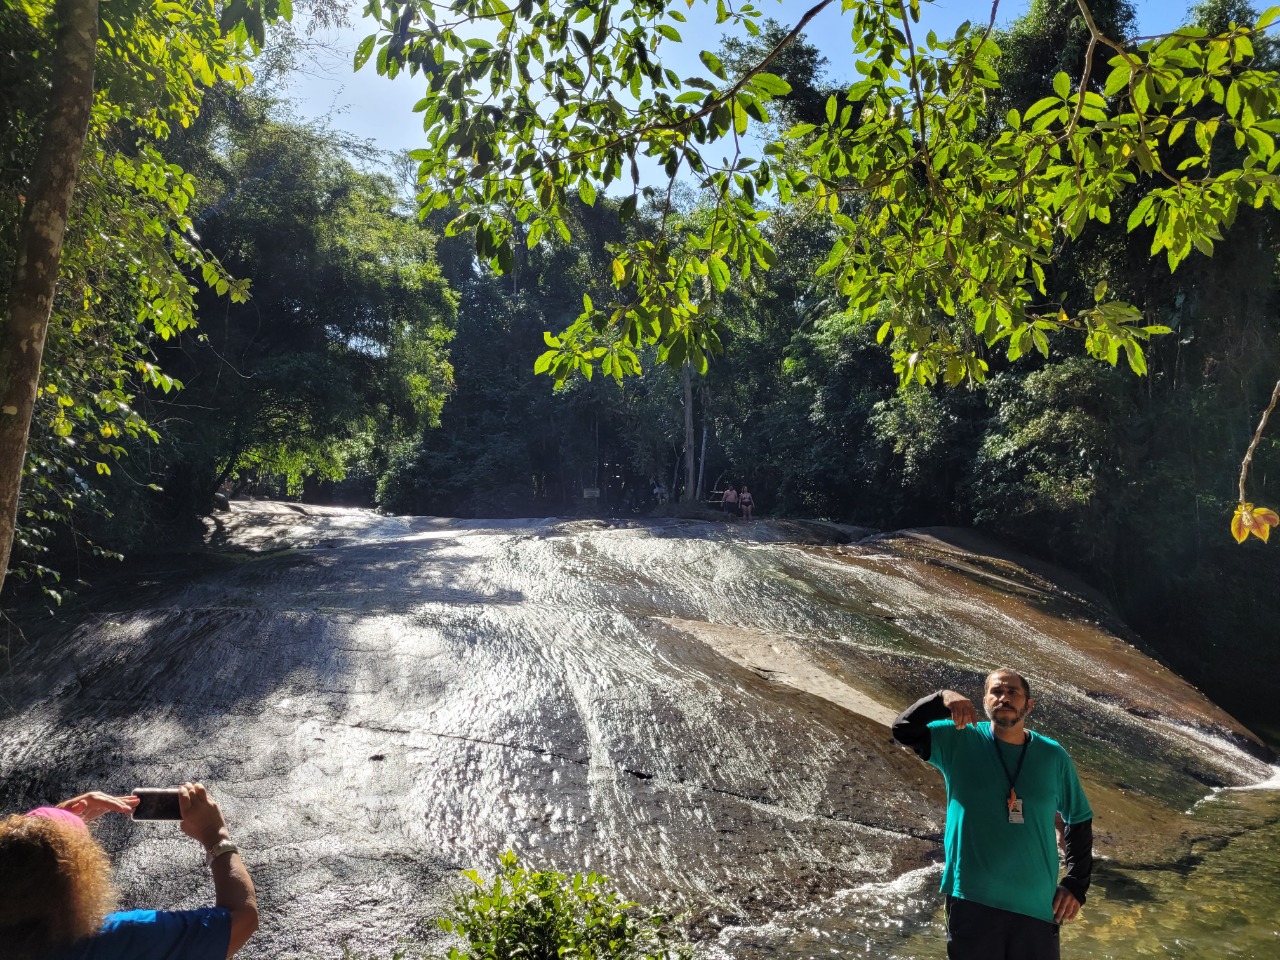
[
  {"x1": 342, "y1": 853, "x2": 689, "y2": 960},
  {"x1": 3, "y1": 0, "x2": 1280, "y2": 730},
  {"x1": 439, "y1": 852, "x2": 689, "y2": 960}
]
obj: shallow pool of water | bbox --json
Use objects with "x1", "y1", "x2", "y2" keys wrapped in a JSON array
[{"x1": 712, "y1": 779, "x2": 1280, "y2": 959}]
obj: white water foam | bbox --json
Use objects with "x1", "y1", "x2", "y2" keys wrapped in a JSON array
[
  {"x1": 702, "y1": 864, "x2": 943, "y2": 960},
  {"x1": 1223, "y1": 764, "x2": 1280, "y2": 792},
  {"x1": 1146, "y1": 716, "x2": 1274, "y2": 784}
]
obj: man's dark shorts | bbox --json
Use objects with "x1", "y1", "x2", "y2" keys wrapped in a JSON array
[{"x1": 945, "y1": 896, "x2": 1060, "y2": 960}]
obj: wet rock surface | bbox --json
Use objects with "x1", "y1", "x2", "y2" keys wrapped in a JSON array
[{"x1": 0, "y1": 502, "x2": 1271, "y2": 958}]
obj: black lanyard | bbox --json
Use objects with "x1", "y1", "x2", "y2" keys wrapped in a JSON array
[{"x1": 991, "y1": 727, "x2": 1030, "y2": 806}]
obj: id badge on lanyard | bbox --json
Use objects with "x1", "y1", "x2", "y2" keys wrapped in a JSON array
[
  {"x1": 994, "y1": 731, "x2": 1030, "y2": 825},
  {"x1": 1008, "y1": 796, "x2": 1024, "y2": 824}
]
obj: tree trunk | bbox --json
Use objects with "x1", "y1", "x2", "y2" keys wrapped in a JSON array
[
  {"x1": 681, "y1": 361, "x2": 695, "y2": 502},
  {"x1": 0, "y1": 0, "x2": 99, "y2": 594},
  {"x1": 695, "y1": 384, "x2": 709, "y2": 501},
  {"x1": 696, "y1": 423, "x2": 708, "y2": 501},
  {"x1": 670, "y1": 442, "x2": 680, "y2": 503}
]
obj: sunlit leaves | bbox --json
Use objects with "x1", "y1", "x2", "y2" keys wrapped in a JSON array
[
  {"x1": 364, "y1": 0, "x2": 1280, "y2": 393},
  {"x1": 5, "y1": 0, "x2": 289, "y2": 595}
]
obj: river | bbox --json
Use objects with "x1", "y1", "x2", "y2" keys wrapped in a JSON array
[{"x1": 1, "y1": 502, "x2": 1275, "y2": 958}]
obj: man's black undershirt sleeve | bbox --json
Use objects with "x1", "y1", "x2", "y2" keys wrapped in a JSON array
[
  {"x1": 891, "y1": 691, "x2": 952, "y2": 761},
  {"x1": 1059, "y1": 818, "x2": 1093, "y2": 904}
]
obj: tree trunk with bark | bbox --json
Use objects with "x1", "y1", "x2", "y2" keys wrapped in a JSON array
[
  {"x1": 681, "y1": 361, "x2": 695, "y2": 502},
  {"x1": 695, "y1": 383, "x2": 710, "y2": 501},
  {"x1": 0, "y1": 0, "x2": 98, "y2": 594}
]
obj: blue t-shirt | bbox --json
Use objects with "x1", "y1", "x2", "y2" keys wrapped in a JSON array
[
  {"x1": 927, "y1": 720, "x2": 1093, "y2": 923},
  {"x1": 55, "y1": 908, "x2": 231, "y2": 960}
]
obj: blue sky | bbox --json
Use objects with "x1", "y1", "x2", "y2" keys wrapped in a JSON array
[{"x1": 276, "y1": 0, "x2": 1194, "y2": 157}]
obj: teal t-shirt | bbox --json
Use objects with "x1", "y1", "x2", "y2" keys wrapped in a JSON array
[{"x1": 927, "y1": 719, "x2": 1093, "y2": 923}]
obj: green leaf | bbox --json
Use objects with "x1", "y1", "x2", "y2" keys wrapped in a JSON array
[
  {"x1": 751, "y1": 72, "x2": 792, "y2": 96},
  {"x1": 1124, "y1": 339, "x2": 1148, "y2": 375},
  {"x1": 1023, "y1": 96, "x2": 1058, "y2": 121},
  {"x1": 1103, "y1": 65, "x2": 1130, "y2": 97},
  {"x1": 1053, "y1": 71, "x2": 1071, "y2": 100},
  {"x1": 1032, "y1": 327, "x2": 1050, "y2": 358},
  {"x1": 708, "y1": 256, "x2": 730, "y2": 292},
  {"x1": 699, "y1": 50, "x2": 727, "y2": 81},
  {"x1": 354, "y1": 35, "x2": 376, "y2": 71},
  {"x1": 1134, "y1": 75, "x2": 1151, "y2": 111},
  {"x1": 1126, "y1": 195, "x2": 1154, "y2": 231}
]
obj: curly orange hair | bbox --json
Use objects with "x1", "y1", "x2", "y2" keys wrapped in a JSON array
[{"x1": 0, "y1": 814, "x2": 117, "y2": 960}]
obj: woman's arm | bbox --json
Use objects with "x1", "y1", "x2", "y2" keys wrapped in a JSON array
[{"x1": 179, "y1": 783, "x2": 259, "y2": 959}]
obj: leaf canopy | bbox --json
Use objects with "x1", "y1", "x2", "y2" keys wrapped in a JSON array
[{"x1": 358, "y1": 0, "x2": 1280, "y2": 386}]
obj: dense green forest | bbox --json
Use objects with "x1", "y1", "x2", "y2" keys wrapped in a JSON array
[{"x1": 3, "y1": 0, "x2": 1279, "y2": 730}]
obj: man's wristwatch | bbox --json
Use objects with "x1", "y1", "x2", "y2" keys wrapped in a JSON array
[{"x1": 204, "y1": 838, "x2": 240, "y2": 869}]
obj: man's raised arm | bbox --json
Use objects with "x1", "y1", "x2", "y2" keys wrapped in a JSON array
[{"x1": 891, "y1": 690, "x2": 977, "y2": 760}]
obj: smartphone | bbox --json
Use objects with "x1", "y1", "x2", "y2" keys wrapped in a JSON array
[{"x1": 131, "y1": 788, "x2": 182, "y2": 821}]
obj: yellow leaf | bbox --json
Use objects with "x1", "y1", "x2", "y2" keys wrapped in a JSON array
[
  {"x1": 1231, "y1": 517, "x2": 1247, "y2": 541},
  {"x1": 1231, "y1": 503, "x2": 1279, "y2": 543}
]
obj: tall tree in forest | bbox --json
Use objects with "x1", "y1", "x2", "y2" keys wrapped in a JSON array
[
  {"x1": 0, "y1": 0, "x2": 291, "y2": 592},
  {"x1": 151, "y1": 100, "x2": 457, "y2": 519}
]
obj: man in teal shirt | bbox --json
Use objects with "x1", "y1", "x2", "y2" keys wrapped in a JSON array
[{"x1": 892, "y1": 669, "x2": 1093, "y2": 960}]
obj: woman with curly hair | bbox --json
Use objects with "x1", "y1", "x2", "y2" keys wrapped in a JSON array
[{"x1": 0, "y1": 783, "x2": 257, "y2": 960}]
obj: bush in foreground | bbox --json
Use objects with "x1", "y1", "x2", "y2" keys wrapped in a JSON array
[
  {"x1": 440, "y1": 851, "x2": 690, "y2": 960},
  {"x1": 345, "y1": 852, "x2": 690, "y2": 960}
]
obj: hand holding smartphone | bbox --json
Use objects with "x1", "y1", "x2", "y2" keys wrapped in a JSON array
[{"x1": 131, "y1": 787, "x2": 183, "y2": 821}]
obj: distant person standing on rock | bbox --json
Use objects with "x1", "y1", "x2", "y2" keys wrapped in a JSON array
[
  {"x1": 891, "y1": 669, "x2": 1093, "y2": 960},
  {"x1": 722, "y1": 485, "x2": 739, "y2": 517},
  {"x1": 0, "y1": 783, "x2": 258, "y2": 960},
  {"x1": 739, "y1": 485, "x2": 754, "y2": 520}
]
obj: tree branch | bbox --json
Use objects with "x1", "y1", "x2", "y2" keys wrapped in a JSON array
[
  {"x1": 1239, "y1": 377, "x2": 1280, "y2": 503},
  {"x1": 566, "y1": 0, "x2": 837, "y2": 162}
]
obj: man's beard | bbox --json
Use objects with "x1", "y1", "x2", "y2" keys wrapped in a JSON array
[{"x1": 986, "y1": 703, "x2": 1029, "y2": 728}]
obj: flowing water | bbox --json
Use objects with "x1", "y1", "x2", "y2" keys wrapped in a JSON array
[
  {"x1": 710, "y1": 781, "x2": 1280, "y2": 959},
  {"x1": 1, "y1": 503, "x2": 1275, "y2": 958}
]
